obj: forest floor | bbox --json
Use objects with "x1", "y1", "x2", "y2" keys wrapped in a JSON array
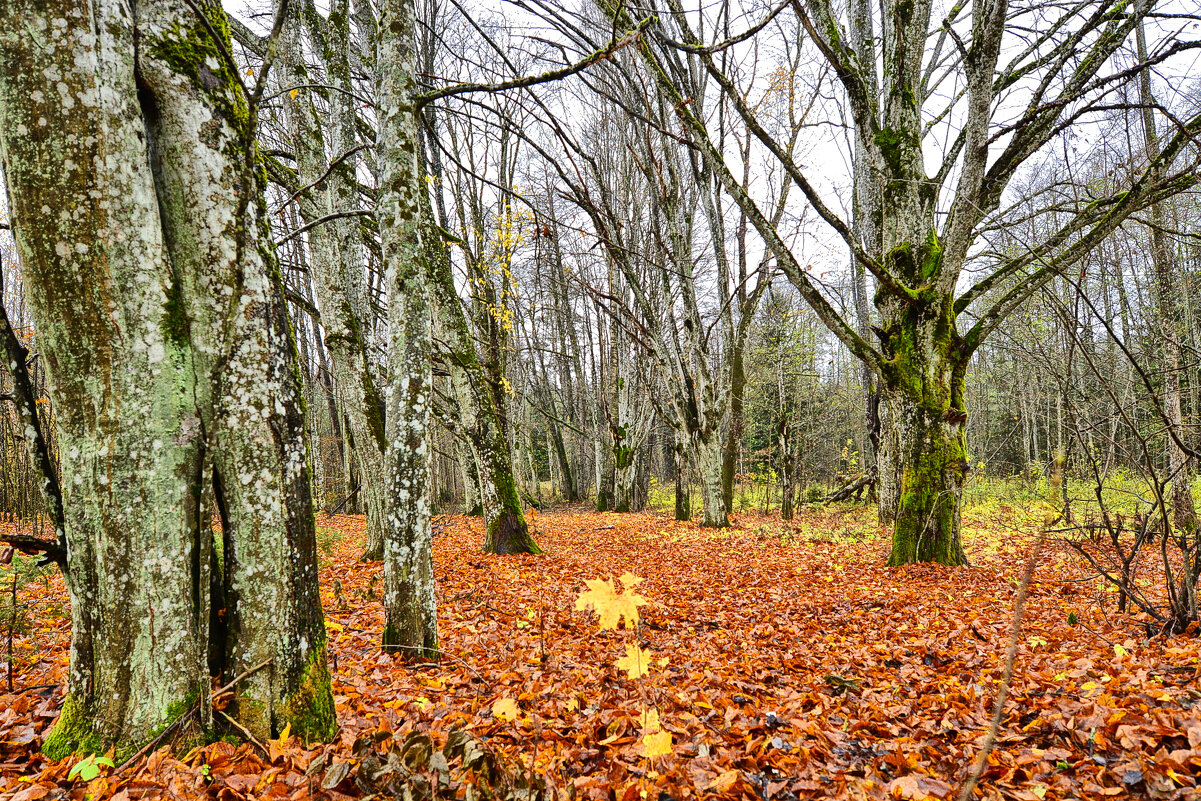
[{"x1": 1, "y1": 502, "x2": 1200, "y2": 800}]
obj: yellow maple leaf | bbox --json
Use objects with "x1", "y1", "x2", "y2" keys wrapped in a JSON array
[
  {"x1": 492, "y1": 697, "x2": 519, "y2": 722},
  {"x1": 618, "y1": 572, "x2": 642, "y2": 589},
  {"x1": 641, "y1": 730, "x2": 672, "y2": 759},
  {"x1": 1113, "y1": 644, "x2": 1128, "y2": 658},
  {"x1": 616, "y1": 644, "x2": 653, "y2": 680},
  {"x1": 289, "y1": 88, "x2": 299, "y2": 99},
  {"x1": 638, "y1": 707, "x2": 660, "y2": 733},
  {"x1": 575, "y1": 578, "x2": 647, "y2": 630}
]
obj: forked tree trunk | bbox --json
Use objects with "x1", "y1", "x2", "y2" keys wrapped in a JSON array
[
  {"x1": 0, "y1": 0, "x2": 334, "y2": 757},
  {"x1": 878, "y1": 262, "x2": 969, "y2": 566}
]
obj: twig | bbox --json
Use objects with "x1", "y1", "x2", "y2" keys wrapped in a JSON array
[
  {"x1": 7, "y1": 568, "x2": 16, "y2": 692},
  {"x1": 273, "y1": 209, "x2": 374, "y2": 248},
  {"x1": 212, "y1": 658, "x2": 275, "y2": 699},
  {"x1": 956, "y1": 532, "x2": 1046, "y2": 801},
  {"x1": 116, "y1": 658, "x2": 275, "y2": 773},
  {"x1": 216, "y1": 709, "x2": 269, "y2": 756},
  {"x1": 115, "y1": 708, "x2": 197, "y2": 772}
]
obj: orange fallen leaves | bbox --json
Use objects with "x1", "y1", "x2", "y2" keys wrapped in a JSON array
[{"x1": 1, "y1": 507, "x2": 1200, "y2": 799}]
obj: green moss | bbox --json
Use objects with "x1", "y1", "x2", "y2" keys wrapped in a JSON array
[
  {"x1": 484, "y1": 508, "x2": 543, "y2": 555},
  {"x1": 140, "y1": 690, "x2": 205, "y2": 760},
  {"x1": 920, "y1": 229, "x2": 943, "y2": 281},
  {"x1": 41, "y1": 695, "x2": 105, "y2": 760},
  {"x1": 43, "y1": 688, "x2": 203, "y2": 762},
  {"x1": 281, "y1": 644, "x2": 338, "y2": 743},
  {"x1": 888, "y1": 420, "x2": 968, "y2": 566},
  {"x1": 161, "y1": 276, "x2": 189, "y2": 348},
  {"x1": 874, "y1": 128, "x2": 906, "y2": 175},
  {"x1": 145, "y1": 8, "x2": 250, "y2": 142}
]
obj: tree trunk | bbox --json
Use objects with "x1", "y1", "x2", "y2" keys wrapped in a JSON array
[
  {"x1": 278, "y1": 6, "x2": 388, "y2": 562},
  {"x1": 721, "y1": 348, "x2": 745, "y2": 511},
  {"x1": 0, "y1": 0, "x2": 335, "y2": 756},
  {"x1": 674, "y1": 435, "x2": 691, "y2": 522},
  {"x1": 377, "y1": 0, "x2": 439, "y2": 658},
  {"x1": 613, "y1": 436, "x2": 636, "y2": 513},
  {"x1": 1136, "y1": 21, "x2": 1198, "y2": 537},
  {"x1": 876, "y1": 399, "x2": 902, "y2": 524},
  {"x1": 694, "y1": 432, "x2": 728, "y2": 528},
  {"x1": 427, "y1": 232, "x2": 539, "y2": 555},
  {"x1": 455, "y1": 431, "x2": 484, "y2": 516},
  {"x1": 779, "y1": 420, "x2": 796, "y2": 520},
  {"x1": 880, "y1": 283, "x2": 970, "y2": 566}
]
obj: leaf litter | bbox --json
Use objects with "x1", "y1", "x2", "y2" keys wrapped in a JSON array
[{"x1": 0, "y1": 505, "x2": 1200, "y2": 799}]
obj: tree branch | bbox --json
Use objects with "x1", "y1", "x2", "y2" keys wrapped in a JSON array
[{"x1": 414, "y1": 16, "x2": 656, "y2": 111}]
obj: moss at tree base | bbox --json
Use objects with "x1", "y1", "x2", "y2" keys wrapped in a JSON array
[
  {"x1": 42, "y1": 690, "x2": 205, "y2": 763},
  {"x1": 483, "y1": 509, "x2": 542, "y2": 555},
  {"x1": 41, "y1": 695, "x2": 105, "y2": 761},
  {"x1": 281, "y1": 645, "x2": 338, "y2": 743}
]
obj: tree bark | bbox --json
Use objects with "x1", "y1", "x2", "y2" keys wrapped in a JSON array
[
  {"x1": 278, "y1": 4, "x2": 389, "y2": 562},
  {"x1": 1136, "y1": 20, "x2": 1198, "y2": 537},
  {"x1": 377, "y1": 0, "x2": 439, "y2": 658},
  {"x1": 0, "y1": 0, "x2": 335, "y2": 756},
  {"x1": 694, "y1": 431, "x2": 728, "y2": 528}
]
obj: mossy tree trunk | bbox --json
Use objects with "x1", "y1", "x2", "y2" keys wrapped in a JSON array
[
  {"x1": 693, "y1": 430, "x2": 729, "y2": 527},
  {"x1": 0, "y1": 0, "x2": 335, "y2": 758},
  {"x1": 426, "y1": 220, "x2": 540, "y2": 555},
  {"x1": 609, "y1": 0, "x2": 1192, "y2": 567},
  {"x1": 875, "y1": 232, "x2": 970, "y2": 566},
  {"x1": 673, "y1": 434, "x2": 690, "y2": 522},
  {"x1": 276, "y1": 4, "x2": 389, "y2": 562},
  {"x1": 377, "y1": 0, "x2": 439, "y2": 658}
]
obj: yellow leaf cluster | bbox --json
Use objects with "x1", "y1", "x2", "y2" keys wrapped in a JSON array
[
  {"x1": 641, "y1": 730, "x2": 672, "y2": 759},
  {"x1": 492, "y1": 697, "x2": 519, "y2": 722},
  {"x1": 575, "y1": 574, "x2": 647, "y2": 630},
  {"x1": 616, "y1": 644, "x2": 653, "y2": 680}
]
